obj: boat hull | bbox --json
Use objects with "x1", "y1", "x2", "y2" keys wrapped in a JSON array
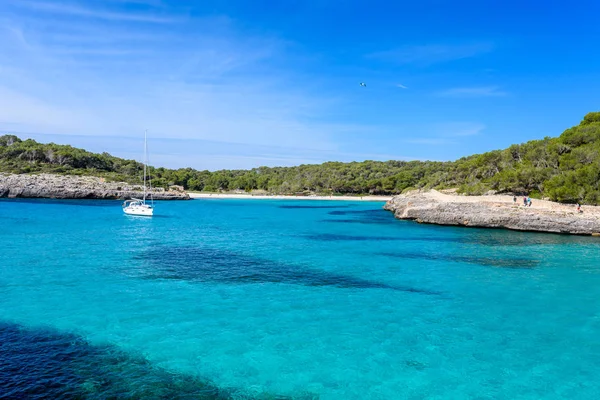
[{"x1": 123, "y1": 205, "x2": 154, "y2": 216}]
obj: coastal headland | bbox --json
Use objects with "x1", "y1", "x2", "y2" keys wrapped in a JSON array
[
  {"x1": 384, "y1": 190, "x2": 600, "y2": 236},
  {"x1": 0, "y1": 173, "x2": 189, "y2": 200}
]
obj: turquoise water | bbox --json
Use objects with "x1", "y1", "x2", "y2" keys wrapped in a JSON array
[{"x1": 1, "y1": 198, "x2": 600, "y2": 399}]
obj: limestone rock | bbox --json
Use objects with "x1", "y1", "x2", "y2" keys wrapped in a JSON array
[
  {"x1": 384, "y1": 190, "x2": 600, "y2": 236},
  {"x1": 0, "y1": 173, "x2": 189, "y2": 200}
]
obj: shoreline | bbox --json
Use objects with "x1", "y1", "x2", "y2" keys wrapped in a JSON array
[
  {"x1": 0, "y1": 173, "x2": 189, "y2": 200},
  {"x1": 384, "y1": 190, "x2": 600, "y2": 236},
  {"x1": 188, "y1": 193, "x2": 392, "y2": 202}
]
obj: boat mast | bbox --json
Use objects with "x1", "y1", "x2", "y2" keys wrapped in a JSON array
[{"x1": 143, "y1": 130, "x2": 147, "y2": 202}]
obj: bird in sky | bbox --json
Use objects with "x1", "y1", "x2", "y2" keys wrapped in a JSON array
[{"x1": 359, "y1": 82, "x2": 366, "y2": 87}]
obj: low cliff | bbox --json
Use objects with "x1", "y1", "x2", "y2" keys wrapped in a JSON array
[
  {"x1": 0, "y1": 173, "x2": 189, "y2": 200},
  {"x1": 384, "y1": 190, "x2": 600, "y2": 236}
]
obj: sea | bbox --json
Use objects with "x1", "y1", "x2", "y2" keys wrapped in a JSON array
[{"x1": 1, "y1": 198, "x2": 600, "y2": 399}]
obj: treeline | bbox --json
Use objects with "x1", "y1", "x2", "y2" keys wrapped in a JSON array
[
  {"x1": 1, "y1": 112, "x2": 599, "y2": 203},
  {"x1": 0, "y1": 135, "x2": 141, "y2": 182}
]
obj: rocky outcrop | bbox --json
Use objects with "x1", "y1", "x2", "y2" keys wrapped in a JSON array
[
  {"x1": 384, "y1": 190, "x2": 600, "y2": 236},
  {"x1": 0, "y1": 173, "x2": 189, "y2": 200}
]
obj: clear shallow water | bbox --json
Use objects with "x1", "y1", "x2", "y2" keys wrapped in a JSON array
[{"x1": 1, "y1": 198, "x2": 600, "y2": 399}]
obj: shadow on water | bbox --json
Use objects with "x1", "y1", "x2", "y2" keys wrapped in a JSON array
[
  {"x1": 149, "y1": 214, "x2": 174, "y2": 219},
  {"x1": 306, "y1": 230, "x2": 600, "y2": 248},
  {"x1": 328, "y1": 209, "x2": 385, "y2": 216},
  {"x1": 379, "y1": 251, "x2": 539, "y2": 269},
  {"x1": 321, "y1": 209, "x2": 397, "y2": 226},
  {"x1": 0, "y1": 322, "x2": 264, "y2": 399},
  {"x1": 306, "y1": 233, "x2": 402, "y2": 241},
  {"x1": 133, "y1": 246, "x2": 440, "y2": 295},
  {"x1": 124, "y1": 214, "x2": 174, "y2": 220},
  {"x1": 321, "y1": 218, "x2": 397, "y2": 225},
  {"x1": 279, "y1": 205, "x2": 351, "y2": 209},
  {"x1": 326, "y1": 208, "x2": 600, "y2": 248}
]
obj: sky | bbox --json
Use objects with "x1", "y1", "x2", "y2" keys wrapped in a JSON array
[{"x1": 1, "y1": 0, "x2": 599, "y2": 170}]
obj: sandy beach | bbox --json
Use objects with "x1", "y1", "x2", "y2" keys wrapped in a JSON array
[{"x1": 188, "y1": 193, "x2": 392, "y2": 201}]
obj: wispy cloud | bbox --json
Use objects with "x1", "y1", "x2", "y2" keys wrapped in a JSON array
[
  {"x1": 8, "y1": 131, "x2": 415, "y2": 170},
  {"x1": 403, "y1": 122, "x2": 485, "y2": 146},
  {"x1": 0, "y1": 1, "x2": 375, "y2": 168},
  {"x1": 104, "y1": 0, "x2": 165, "y2": 6},
  {"x1": 435, "y1": 86, "x2": 507, "y2": 98},
  {"x1": 436, "y1": 122, "x2": 486, "y2": 137},
  {"x1": 8, "y1": 0, "x2": 178, "y2": 23},
  {"x1": 367, "y1": 42, "x2": 493, "y2": 66},
  {"x1": 0, "y1": 1, "x2": 499, "y2": 169},
  {"x1": 405, "y1": 138, "x2": 453, "y2": 145}
]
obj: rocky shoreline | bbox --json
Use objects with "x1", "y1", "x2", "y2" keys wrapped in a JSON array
[
  {"x1": 384, "y1": 190, "x2": 600, "y2": 236},
  {"x1": 0, "y1": 173, "x2": 189, "y2": 200}
]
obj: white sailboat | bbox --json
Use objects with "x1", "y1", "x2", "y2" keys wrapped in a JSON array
[{"x1": 123, "y1": 130, "x2": 154, "y2": 216}]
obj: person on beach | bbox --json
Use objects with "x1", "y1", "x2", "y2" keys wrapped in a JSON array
[
  {"x1": 513, "y1": 195, "x2": 517, "y2": 203},
  {"x1": 527, "y1": 197, "x2": 532, "y2": 207},
  {"x1": 523, "y1": 196, "x2": 527, "y2": 206},
  {"x1": 577, "y1": 203, "x2": 582, "y2": 213}
]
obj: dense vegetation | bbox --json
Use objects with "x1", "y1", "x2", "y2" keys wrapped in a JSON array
[{"x1": 1, "y1": 112, "x2": 600, "y2": 203}]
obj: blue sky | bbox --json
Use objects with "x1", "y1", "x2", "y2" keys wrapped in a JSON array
[{"x1": 1, "y1": 0, "x2": 599, "y2": 170}]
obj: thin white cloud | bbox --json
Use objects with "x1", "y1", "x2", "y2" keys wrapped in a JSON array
[
  {"x1": 0, "y1": 1, "x2": 492, "y2": 169},
  {"x1": 104, "y1": 0, "x2": 165, "y2": 6},
  {"x1": 0, "y1": 87, "x2": 91, "y2": 132},
  {"x1": 405, "y1": 138, "x2": 453, "y2": 145},
  {"x1": 9, "y1": 131, "x2": 417, "y2": 170},
  {"x1": 0, "y1": 4, "x2": 369, "y2": 163},
  {"x1": 436, "y1": 86, "x2": 507, "y2": 98},
  {"x1": 368, "y1": 42, "x2": 493, "y2": 66},
  {"x1": 8, "y1": 0, "x2": 178, "y2": 23},
  {"x1": 396, "y1": 84, "x2": 408, "y2": 89},
  {"x1": 402, "y1": 122, "x2": 485, "y2": 146},
  {"x1": 436, "y1": 122, "x2": 486, "y2": 137},
  {"x1": 2, "y1": 25, "x2": 30, "y2": 49}
]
